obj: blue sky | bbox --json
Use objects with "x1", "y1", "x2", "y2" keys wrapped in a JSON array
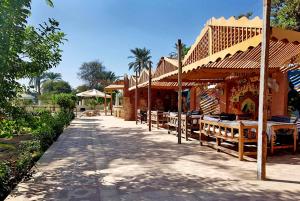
[{"x1": 28, "y1": 0, "x2": 262, "y2": 88}]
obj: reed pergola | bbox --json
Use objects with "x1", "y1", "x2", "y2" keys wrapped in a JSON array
[
  {"x1": 128, "y1": 14, "x2": 300, "y2": 179},
  {"x1": 104, "y1": 81, "x2": 124, "y2": 116},
  {"x1": 152, "y1": 17, "x2": 300, "y2": 83}
]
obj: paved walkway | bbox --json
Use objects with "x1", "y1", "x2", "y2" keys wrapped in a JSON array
[{"x1": 6, "y1": 116, "x2": 300, "y2": 201}]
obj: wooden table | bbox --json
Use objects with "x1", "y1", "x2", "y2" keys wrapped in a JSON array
[
  {"x1": 199, "y1": 119, "x2": 258, "y2": 160},
  {"x1": 199, "y1": 118, "x2": 298, "y2": 160}
]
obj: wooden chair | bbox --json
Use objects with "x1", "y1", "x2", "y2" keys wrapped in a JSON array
[
  {"x1": 270, "y1": 124, "x2": 298, "y2": 154},
  {"x1": 137, "y1": 109, "x2": 147, "y2": 124},
  {"x1": 167, "y1": 113, "x2": 178, "y2": 134},
  {"x1": 182, "y1": 114, "x2": 201, "y2": 141},
  {"x1": 150, "y1": 111, "x2": 167, "y2": 129}
]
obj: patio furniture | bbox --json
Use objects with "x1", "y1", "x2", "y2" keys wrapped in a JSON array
[
  {"x1": 149, "y1": 111, "x2": 168, "y2": 129},
  {"x1": 199, "y1": 117, "x2": 298, "y2": 159},
  {"x1": 236, "y1": 113, "x2": 252, "y2": 120},
  {"x1": 182, "y1": 114, "x2": 202, "y2": 140},
  {"x1": 167, "y1": 112, "x2": 201, "y2": 140},
  {"x1": 269, "y1": 116, "x2": 298, "y2": 154},
  {"x1": 269, "y1": 123, "x2": 298, "y2": 154},
  {"x1": 137, "y1": 109, "x2": 147, "y2": 124},
  {"x1": 199, "y1": 117, "x2": 258, "y2": 160},
  {"x1": 167, "y1": 112, "x2": 178, "y2": 134}
]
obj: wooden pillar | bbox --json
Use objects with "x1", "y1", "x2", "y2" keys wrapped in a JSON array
[
  {"x1": 178, "y1": 39, "x2": 183, "y2": 144},
  {"x1": 110, "y1": 92, "x2": 113, "y2": 116},
  {"x1": 257, "y1": 0, "x2": 271, "y2": 180},
  {"x1": 104, "y1": 93, "x2": 107, "y2": 116},
  {"x1": 148, "y1": 61, "x2": 152, "y2": 131},
  {"x1": 135, "y1": 70, "x2": 138, "y2": 124}
]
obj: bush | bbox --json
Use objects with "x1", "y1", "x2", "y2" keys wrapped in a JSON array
[
  {"x1": 0, "y1": 109, "x2": 74, "y2": 200},
  {"x1": 52, "y1": 93, "x2": 77, "y2": 112},
  {"x1": 0, "y1": 120, "x2": 16, "y2": 138},
  {"x1": 15, "y1": 151, "x2": 33, "y2": 180},
  {"x1": 0, "y1": 162, "x2": 11, "y2": 198},
  {"x1": 19, "y1": 140, "x2": 42, "y2": 161}
]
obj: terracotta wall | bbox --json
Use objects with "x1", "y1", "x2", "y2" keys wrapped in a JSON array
[
  {"x1": 123, "y1": 71, "x2": 289, "y2": 121},
  {"x1": 123, "y1": 87, "x2": 178, "y2": 121},
  {"x1": 190, "y1": 87, "x2": 197, "y2": 111},
  {"x1": 224, "y1": 71, "x2": 288, "y2": 118},
  {"x1": 271, "y1": 71, "x2": 288, "y2": 116}
]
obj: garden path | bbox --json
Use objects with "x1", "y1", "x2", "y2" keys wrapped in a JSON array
[{"x1": 6, "y1": 116, "x2": 300, "y2": 201}]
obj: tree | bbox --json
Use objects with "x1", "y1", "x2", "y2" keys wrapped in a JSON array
[
  {"x1": 235, "y1": 12, "x2": 253, "y2": 19},
  {"x1": 76, "y1": 84, "x2": 90, "y2": 93},
  {"x1": 52, "y1": 93, "x2": 77, "y2": 112},
  {"x1": 78, "y1": 60, "x2": 105, "y2": 88},
  {"x1": 128, "y1": 47, "x2": 151, "y2": 76},
  {"x1": 29, "y1": 73, "x2": 47, "y2": 94},
  {"x1": 0, "y1": 0, "x2": 66, "y2": 115},
  {"x1": 29, "y1": 72, "x2": 61, "y2": 94},
  {"x1": 169, "y1": 43, "x2": 191, "y2": 59},
  {"x1": 271, "y1": 0, "x2": 300, "y2": 31},
  {"x1": 42, "y1": 80, "x2": 72, "y2": 94},
  {"x1": 77, "y1": 60, "x2": 116, "y2": 91},
  {"x1": 100, "y1": 71, "x2": 117, "y2": 88},
  {"x1": 43, "y1": 72, "x2": 62, "y2": 82}
]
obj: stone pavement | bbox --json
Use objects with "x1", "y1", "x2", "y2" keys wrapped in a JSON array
[{"x1": 6, "y1": 116, "x2": 300, "y2": 201}]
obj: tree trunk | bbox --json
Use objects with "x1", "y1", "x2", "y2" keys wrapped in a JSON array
[{"x1": 37, "y1": 79, "x2": 41, "y2": 95}]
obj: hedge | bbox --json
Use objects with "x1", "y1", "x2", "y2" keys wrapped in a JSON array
[{"x1": 0, "y1": 110, "x2": 74, "y2": 200}]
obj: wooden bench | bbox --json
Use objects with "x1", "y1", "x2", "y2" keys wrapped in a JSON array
[
  {"x1": 167, "y1": 113, "x2": 178, "y2": 134},
  {"x1": 167, "y1": 114, "x2": 201, "y2": 141},
  {"x1": 149, "y1": 111, "x2": 168, "y2": 129},
  {"x1": 199, "y1": 119, "x2": 258, "y2": 160}
]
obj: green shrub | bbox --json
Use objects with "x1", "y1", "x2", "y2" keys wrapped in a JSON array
[
  {"x1": 0, "y1": 120, "x2": 17, "y2": 138},
  {"x1": 32, "y1": 125, "x2": 55, "y2": 152},
  {"x1": 19, "y1": 140, "x2": 42, "y2": 161},
  {"x1": 52, "y1": 93, "x2": 77, "y2": 112},
  {"x1": 15, "y1": 151, "x2": 33, "y2": 180},
  {"x1": 0, "y1": 109, "x2": 74, "y2": 199},
  {"x1": 0, "y1": 162, "x2": 11, "y2": 198}
]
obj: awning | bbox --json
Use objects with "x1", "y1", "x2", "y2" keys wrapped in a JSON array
[
  {"x1": 76, "y1": 89, "x2": 111, "y2": 98},
  {"x1": 104, "y1": 84, "x2": 124, "y2": 92},
  {"x1": 153, "y1": 17, "x2": 300, "y2": 82}
]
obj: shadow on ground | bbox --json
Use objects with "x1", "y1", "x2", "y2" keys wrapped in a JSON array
[{"x1": 7, "y1": 116, "x2": 300, "y2": 201}]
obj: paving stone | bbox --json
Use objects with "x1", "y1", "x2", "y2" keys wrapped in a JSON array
[{"x1": 5, "y1": 116, "x2": 300, "y2": 201}]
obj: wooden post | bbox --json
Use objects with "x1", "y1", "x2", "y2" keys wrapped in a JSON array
[
  {"x1": 257, "y1": 0, "x2": 271, "y2": 180},
  {"x1": 110, "y1": 92, "x2": 113, "y2": 116},
  {"x1": 148, "y1": 61, "x2": 152, "y2": 131},
  {"x1": 135, "y1": 70, "x2": 138, "y2": 124},
  {"x1": 104, "y1": 93, "x2": 107, "y2": 116},
  {"x1": 178, "y1": 39, "x2": 183, "y2": 144}
]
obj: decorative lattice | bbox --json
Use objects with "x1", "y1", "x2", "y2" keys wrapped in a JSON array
[{"x1": 184, "y1": 31, "x2": 209, "y2": 65}]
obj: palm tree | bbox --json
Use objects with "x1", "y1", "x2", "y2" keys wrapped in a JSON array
[
  {"x1": 98, "y1": 71, "x2": 117, "y2": 89},
  {"x1": 104, "y1": 71, "x2": 117, "y2": 83},
  {"x1": 128, "y1": 47, "x2": 151, "y2": 76},
  {"x1": 169, "y1": 43, "x2": 190, "y2": 59},
  {"x1": 43, "y1": 72, "x2": 62, "y2": 82},
  {"x1": 29, "y1": 73, "x2": 47, "y2": 94}
]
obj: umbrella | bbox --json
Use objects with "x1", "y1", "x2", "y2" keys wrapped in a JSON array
[
  {"x1": 76, "y1": 89, "x2": 111, "y2": 98},
  {"x1": 19, "y1": 93, "x2": 35, "y2": 100}
]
